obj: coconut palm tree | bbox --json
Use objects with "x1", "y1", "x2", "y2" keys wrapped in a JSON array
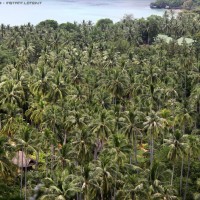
[
  {"x1": 90, "y1": 109, "x2": 113, "y2": 141},
  {"x1": 143, "y1": 111, "x2": 166, "y2": 168},
  {"x1": 183, "y1": 135, "x2": 200, "y2": 200},
  {"x1": 36, "y1": 170, "x2": 81, "y2": 200},
  {"x1": 72, "y1": 128, "x2": 95, "y2": 165},
  {"x1": 0, "y1": 79, "x2": 25, "y2": 107},
  {"x1": 121, "y1": 110, "x2": 143, "y2": 164},
  {"x1": 10, "y1": 123, "x2": 37, "y2": 199},
  {"x1": 0, "y1": 135, "x2": 15, "y2": 179},
  {"x1": 30, "y1": 65, "x2": 53, "y2": 97},
  {"x1": 189, "y1": 84, "x2": 200, "y2": 128},
  {"x1": 93, "y1": 154, "x2": 116, "y2": 200},
  {"x1": 81, "y1": 163, "x2": 102, "y2": 200},
  {"x1": 163, "y1": 130, "x2": 187, "y2": 186},
  {"x1": 25, "y1": 97, "x2": 48, "y2": 127},
  {"x1": 104, "y1": 133, "x2": 130, "y2": 200}
]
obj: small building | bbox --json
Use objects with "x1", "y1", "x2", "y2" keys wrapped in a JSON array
[
  {"x1": 156, "y1": 34, "x2": 173, "y2": 43},
  {"x1": 12, "y1": 151, "x2": 36, "y2": 170},
  {"x1": 177, "y1": 37, "x2": 194, "y2": 45}
]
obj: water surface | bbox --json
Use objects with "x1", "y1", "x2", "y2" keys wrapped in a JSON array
[{"x1": 0, "y1": 0, "x2": 164, "y2": 25}]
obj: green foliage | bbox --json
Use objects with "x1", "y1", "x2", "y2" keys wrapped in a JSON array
[
  {"x1": 0, "y1": 182, "x2": 22, "y2": 200},
  {"x1": 36, "y1": 19, "x2": 58, "y2": 29},
  {"x1": 59, "y1": 22, "x2": 78, "y2": 32},
  {"x1": 96, "y1": 18, "x2": 113, "y2": 30},
  {"x1": 151, "y1": 0, "x2": 189, "y2": 8},
  {"x1": 151, "y1": 0, "x2": 200, "y2": 9},
  {"x1": 0, "y1": 11, "x2": 199, "y2": 200}
]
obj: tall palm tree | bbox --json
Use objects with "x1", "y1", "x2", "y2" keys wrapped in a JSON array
[
  {"x1": 0, "y1": 79, "x2": 25, "y2": 107},
  {"x1": 0, "y1": 135, "x2": 15, "y2": 179},
  {"x1": 104, "y1": 133, "x2": 130, "y2": 200},
  {"x1": 163, "y1": 130, "x2": 187, "y2": 186},
  {"x1": 81, "y1": 163, "x2": 102, "y2": 200},
  {"x1": 143, "y1": 110, "x2": 166, "y2": 168},
  {"x1": 36, "y1": 170, "x2": 81, "y2": 200},
  {"x1": 30, "y1": 65, "x2": 53, "y2": 97},
  {"x1": 183, "y1": 135, "x2": 200, "y2": 200},
  {"x1": 89, "y1": 109, "x2": 114, "y2": 160},
  {"x1": 72, "y1": 128, "x2": 95, "y2": 165},
  {"x1": 25, "y1": 97, "x2": 48, "y2": 127},
  {"x1": 14, "y1": 124, "x2": 37, "y2": 200},
  {"x1": 93, "y1": 154, "x2": 116, "y2": 200},
  {"x1": 121, "y1": 110, "x2": 143, "y2": 164},
  {"x1": 189, "y1": 84, "x2": 200, "y2": 128}
]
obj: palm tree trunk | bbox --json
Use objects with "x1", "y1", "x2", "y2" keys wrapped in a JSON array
[
  {"x1": 45, "y1": 152, "x2": 48, "y2": 177},
  {"x1": 50, "y1": 144, "x2": 54, "y2": 179},
  {"x1": 20, "y1": 149, "x2": 24, "y2": 198},
  {"x1": 94, "y1": 139, "x2": 99, "y2": 160},
  {"x1": 0, "y1": 116, "x2": 1, "y2": 130},
  {"x1": 94, "y1": 145, "x2": 98, "y2": 160},
  {"x1": 63, "y1": 131, "x2": 67, "y2": 145},
  {"x1": 180, "y1": 157, "x2": 184, "y2": 195},
  {"x1": 183, "y1": 155, "x2": 191, "y2": 200},
  {"x1": 184, "y1": 71, "x2": 187, "y2": 100},
  {"x1": 114, "y1": 164, "x2": 118, "y2": 200},
  {"x1": 100, "y1": 190, "x2": 103, "y2": 200},
  {"x1": 134, "y1": 133, "x2": 137, "y2": 165},
  {"x1": 36, "y1": 150, "x2": 39, "y2": 170},
  {"x1": 129, "y1": 154, "x2": 132, "y2": 165},
  {"x1": 76, "y1": 161, "x2": 79, "y2": 200},
  {"x1": 76, "y1": 193, "x2": 79, "y2": 200},
  {"x1": 131, "y1": 192, "x2": 135, "y2": 200},
  {"x1": 171, "y1": 163, "x2": 175, "y2": 186},
  {"x1": 24, "y1": 149, "x2": 27, "y2": 200},
  {"x1": 20, "y1": 168, "x2": 23, "y2": 197},
  {"x1": 150, "y1": 133, "x2": 154, "y2": 168},
  {"x1": 80, "y1": 193, "x2": 82, "y2": 200},
  {"x1": 84, "y1": 185, "x2": 88, "y2": 200},
  {"x1": 197, "y1": 102, "x2": 200, "y2": 129}
]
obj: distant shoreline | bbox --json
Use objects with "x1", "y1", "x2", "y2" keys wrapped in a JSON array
[
  {"x1": 149, "y1": 0, "x2": 198, "y2": 12},
  {"x1": 150, "y1": 6, "x2": 182, "y2": 9},
  {"x1": 150, "y1": 5, "x2": 183, "y2": 15}
]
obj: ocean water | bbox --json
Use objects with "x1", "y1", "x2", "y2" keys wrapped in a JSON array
[{"x1": 0, "y1": 0, "x2": 165, "y2": 25}]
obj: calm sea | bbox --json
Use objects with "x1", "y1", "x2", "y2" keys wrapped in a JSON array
[{"x1": 0, "y1": 0, "x2": 164, "y2": 25}]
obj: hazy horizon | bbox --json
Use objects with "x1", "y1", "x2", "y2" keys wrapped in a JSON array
[{"x1": 0, "y1": 0, "x2": 164, "y2": 25}]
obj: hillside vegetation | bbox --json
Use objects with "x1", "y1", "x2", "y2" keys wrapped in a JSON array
[
  {"x1": 150, "y1": 0, "x2": 200, "y2": 9},
  {"x1": 0, "y1": 11, "x2": 200, "y2": 200}
]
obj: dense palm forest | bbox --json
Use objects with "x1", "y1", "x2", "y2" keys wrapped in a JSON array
[{"x1": 0, "y1": 10, "x2": 200, "y2": 200}]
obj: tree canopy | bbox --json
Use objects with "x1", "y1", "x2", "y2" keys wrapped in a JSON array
[{"x1": 0, "y1": 10, "x2": 200, "y2": 200}]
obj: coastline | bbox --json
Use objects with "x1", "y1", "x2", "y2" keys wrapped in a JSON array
[{"x1": 150, "y1": 6, "x2": 184, "y2": 15}]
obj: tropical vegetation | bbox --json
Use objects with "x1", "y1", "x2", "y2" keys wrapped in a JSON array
[
  {"x1": 150, "y1": 0, "x2": 200, "y2": 9},
  {"x1": 0, "y1": 10, "x2": 200, "y2": 200}
]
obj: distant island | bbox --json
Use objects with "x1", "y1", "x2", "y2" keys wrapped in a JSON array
[{"x1": 150, "y1": 0, "x2": 200, "y2": 10}]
